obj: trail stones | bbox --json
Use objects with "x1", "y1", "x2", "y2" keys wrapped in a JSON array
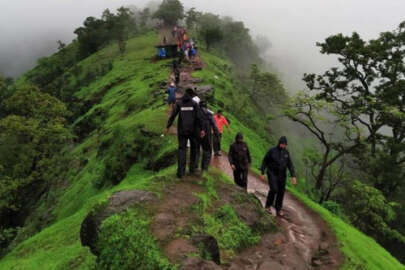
[{"x1": 80, "y1": 190, "x2": 157, "y2": 255}]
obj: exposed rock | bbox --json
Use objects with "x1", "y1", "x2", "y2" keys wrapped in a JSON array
[
  {"x1": 165, "y1": 239, "x2": 199, "y2": 263},
  {"x1": 192, "y1": 234, "x2": 221, "y2": 265},
  {"x1": 258, "y1": 260, "x2": 285, "y2": 270},
  {"x1": 181, "y1": 257, "x2": 222, "y2": 270},
  {"x1": 80, "y1": 190, "x2": 157, "y2": 255}
]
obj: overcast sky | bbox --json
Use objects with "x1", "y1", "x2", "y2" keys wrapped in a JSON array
[{"x1": 1, "y1": 0, "x2": 404, "y2": 90}]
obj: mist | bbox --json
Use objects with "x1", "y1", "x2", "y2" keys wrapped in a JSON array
[{"x1": 1, "y1": 0, "x2": 404, "y2": 91}]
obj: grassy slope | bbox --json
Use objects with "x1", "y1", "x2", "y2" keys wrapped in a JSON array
[{"x1": 0, "y1": 32, "x2": 403, "y2": 270}]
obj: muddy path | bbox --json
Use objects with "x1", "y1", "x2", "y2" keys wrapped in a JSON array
[
  {"x1": 159, "y1": 28, "x2": 342, "y2": 269},
  {"x1": 211, "y1": 154, "x2": 342, "y2": 269}
]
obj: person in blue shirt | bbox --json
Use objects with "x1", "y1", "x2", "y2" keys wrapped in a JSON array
[{"x1": 167, "y1": 82, "x2": 176, "y2": 110}]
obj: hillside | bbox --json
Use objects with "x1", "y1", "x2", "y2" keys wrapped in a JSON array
[{"x1": 0, "y1": 32, "x2": 404, "y2": 270}]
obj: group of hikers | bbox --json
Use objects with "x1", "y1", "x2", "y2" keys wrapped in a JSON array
[
  {"x1": 165, "y1": 85, "x2": 296, "y2": 217},
  {"x1": 172, "y1": 26, "x2": 198, "y2": 62},
  {"x1": 163, "y1": 24, "x2": 296, "y2": 217}
]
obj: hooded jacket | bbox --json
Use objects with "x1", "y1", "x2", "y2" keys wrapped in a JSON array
[
  {"x1": 167, "y1": 94, "x2": 202, "y2": 136},
  {"x1": 229, "y1": 133, "x2": 251, "y2": 170},
  {"x1": 200, "y1": 106, "x2": 220, "y2": 136},
  {"x1": 261, "y1": 137, "x2": 295, "y2": 177}
]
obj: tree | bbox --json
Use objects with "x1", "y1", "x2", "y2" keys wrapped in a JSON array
[
  {"x1": 250, "y1": 64, "x2": 288, "y2": 109},
  {"x1": 197, "y1": 13, "x2": 223, "y2": 51},
  {"x1": 153, "y1": 0, "x2": 184, "y2": 26},
  {"x1": 0, "y1": 86, "x2": 71, "y2": 229},
  {"x1": 185, "y1": 8, "x2": 201, "y2": 30},
  {"x1": 302, "y1": 21, "x2": 405, "y2": 194},
  {"x1": 285, "y1": 92, "x2": 362, "y2": 190}
]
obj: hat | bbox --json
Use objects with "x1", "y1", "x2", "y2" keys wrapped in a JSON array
[{"x1": 279, "y1": 136, "x2": 288, "y2": 145}]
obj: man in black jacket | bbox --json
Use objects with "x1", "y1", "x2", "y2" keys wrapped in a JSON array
[
  {"x1": 229, "y1": 133, "x2": 251, "y2": 191},
  {"x1": 196, "y1": 101, "x2": 220, "y2": 172},
  {"x1": 166, "y1": 89, "x2": 204, "y2": 178},
  {"x1": 260, "y1": 136, "x2": 296, "y2": 217}
]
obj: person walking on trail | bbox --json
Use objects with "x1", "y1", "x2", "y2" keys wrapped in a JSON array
[
  {"x1": 166, "y1": 82, "x2": 176, "y2": 110},
  {"x1": 174, "y1": 67, "x2": 180, "y2": 85},
  {"x1": 166, "y1": 88, "x2": 204, "y2": 178},
  {"x1": 228, "y1": 133, "x2": 251, "y2": 191},
  {"x1": 195, "y1": 101, "x2": 220, "y2": 172},
  {"x1": 213, "y1": 110, "x2": 231, "y2": 156},
  {"x1": 260, "y1": 136, "x2": 297, "y2": 217}
]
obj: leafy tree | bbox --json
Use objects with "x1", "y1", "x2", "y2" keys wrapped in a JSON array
[
  {"x1": 0, "y1": 86, "x2": 71, "y2": 229},
  {"x1": 185, "y1": 8, "x2": 201, "y2": 30},
  {"x1": 197, "y1": 13, "x2": 223, "y2": 51},
  {"x1": 343, "y1": 181, "x2": 398, "y2": 238},
  {"x1": 250, "y1": 64, "x2": 288, "y2": 108},
  {"x1": 74, "y1": 16, "x2": 108, "y2": 59},
  {"x1": 153, "y1": 0, "x2": 184, "y2": 26},
  {"x1": 302, "y1": 21, "x2": 405, "y2": 195},
  {"x1": 285, "y1": 92, "x2": 362, "y2": 190}
]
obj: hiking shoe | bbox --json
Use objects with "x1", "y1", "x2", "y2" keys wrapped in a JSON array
[{"x1": 276, "y1": 211, "x2": 284, "y2": 218}]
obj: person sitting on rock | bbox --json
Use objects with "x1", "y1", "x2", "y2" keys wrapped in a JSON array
[{"x1": 228, "y1": 133, "x2": 251, "y2": 191}]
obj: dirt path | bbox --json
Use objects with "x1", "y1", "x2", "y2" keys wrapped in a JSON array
[
  {"x1": 211, "y1": 154, "x2": 342, "y2": 269},
  {"x1": 159, "y1": 28, "x2": 342, "y2": 269}
]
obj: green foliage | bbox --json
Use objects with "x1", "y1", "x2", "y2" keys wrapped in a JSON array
[
  {"x1": 343, "y1": 181, "x2": 397, "y2": 237},
  {"x1": 75, "y1": 7, "x2": 136, "y2": 59},
  {"x1": 96, "y1": 209, "x2": 177, "y2": 270},
  {"x1": 204, "y1": 204, "x2": 260, "y2": 252},
  {"x1": 0, "y1": 86, "x2": 71, "y2": 218},
  {"x1": 288, "y1": 187, "x2": 405, "y2": 270},
  {"x1": 153, "y1": 0, "x2": 184, "y2": 26},
  {"x1": 197, "y1": 13, "x2": 224, "y2": 51},
  {"x1": 249, "y1": 64, "x2": 288, "y2": 109}
]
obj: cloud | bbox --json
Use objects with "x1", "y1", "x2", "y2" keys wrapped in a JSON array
[{"x1": 1, "y1": 0, "x2": 404, "y2": 91}]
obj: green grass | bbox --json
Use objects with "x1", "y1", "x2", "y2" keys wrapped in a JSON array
[{"x1": 0, "y1": 30, "x2": 404, "y2": 270}]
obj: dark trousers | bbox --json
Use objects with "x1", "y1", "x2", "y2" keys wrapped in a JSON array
[
  {"x1": 178, "y1": 134, "x2": 198, "y2": 177},
  {"x1": 233, "y1": 166, "x2": 248, "y2": 190},
  {"x1": 213, "y1": 133, "x2": 222, "y2": 154},
  {"x1": 265, "y1": 171, "x2": 286, "y2": 212},
  {"x1": 196, "y1": 133, "x2": 212, "y2": 171}
]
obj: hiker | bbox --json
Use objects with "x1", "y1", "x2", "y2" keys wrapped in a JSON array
[
  {"x1": 195, "y1": 101, "x2": 220, "y2": 172},
  {"x1": 166, "y1": 88, "x2": 204, "y2": 178},
  {"x1": 191, "y1": 89, "x2": 200, "y2": 104},
  {"x1": 172, "y1": 26, "x2": 178, "y2": 38},
  {"x1": 260, "y1": 136, "x2": 297, "y2": 217},
  {"x1": 213, "y1": 110, "x2": 231, "y2": 156},
  {"x1": 228, "y1": 133, "x2": 251, "y2": 191},
  {"x1": 174, "y1": 67, "x2": 180, "y2": 85},
  {"x1": 158, "y1": 47, "x2": 166, "y2": 59},
  {"x1": 166, "y1": 82, "x2": 176, "y2": 110}
]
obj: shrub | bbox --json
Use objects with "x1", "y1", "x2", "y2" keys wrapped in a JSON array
[{"x1": 96, "y1": 209, "x2": 177, "y2": 270}]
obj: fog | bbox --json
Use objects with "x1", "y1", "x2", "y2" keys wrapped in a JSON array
[{"x1": 1, "y1": 0, "x2": 404, "y2": 91}]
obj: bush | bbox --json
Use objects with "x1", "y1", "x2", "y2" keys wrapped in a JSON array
[
  {"x1": 205, "y1": 204, "x2": 260, "y2": 251},
  {"x1": 96, "y1": 209, "x2": 177, "y2": 270}
]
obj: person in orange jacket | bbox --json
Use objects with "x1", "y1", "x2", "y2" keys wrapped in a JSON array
[{"x1": 213, "y1": 110, "x2": 231, "y2": 156}]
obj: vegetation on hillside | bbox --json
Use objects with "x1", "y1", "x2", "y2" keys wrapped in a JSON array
[{"x1": 0, "y1": 0, "x2": 404, "y2": 269}]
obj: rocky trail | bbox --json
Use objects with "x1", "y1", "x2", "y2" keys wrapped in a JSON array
[
  {"x1": 161, "y1": 29, "x2": 342, "y2": 269},
  {"x1": 211, "y1": 155, "x2": 342, "y2": 269}
]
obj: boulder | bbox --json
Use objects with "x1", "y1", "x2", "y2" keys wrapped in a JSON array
[
  {"x1": 80, "y1": 190, "x2": 157, "y2": 255},
  {"x1": 192, "y1": 234, "x2": 221, "y2": 265}
]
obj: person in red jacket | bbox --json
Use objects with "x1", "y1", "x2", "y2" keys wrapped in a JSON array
[{"x1": 213, "y1": 110, "x2": 231, "y2": 156}]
